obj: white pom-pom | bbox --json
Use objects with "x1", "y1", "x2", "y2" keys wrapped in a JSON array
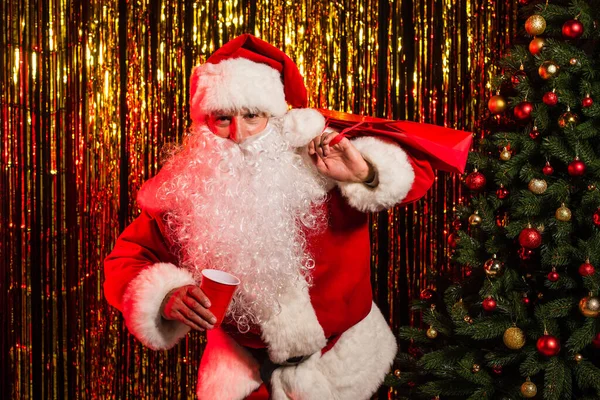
[{"x1": 282, "y1": 109, "x2": 326, "y2": 148}]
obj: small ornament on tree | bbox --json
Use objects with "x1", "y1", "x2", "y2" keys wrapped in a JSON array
[
  {"x1": 528, "y1": 178, "x2": 547, "y2": 194},
  {"x1": 514, "y1": 101, "x2": 534, "y2": 120},
  {"x1": 542, "y1": 161, "x2": 554, "y2": 175},
  {"x1": 568, "y1": 157, "x2": 586, "y2": 176},
  {"x1": 463, "y1": 315, "x2": 474, "y2": 324},
  {"x1": 471, "y1": 364, "x2": 480, "y2": 373},
  {"x1": 582, "y1": 94, "x2": 593, "y2": 108},
  {"x1": 539, "y1": 61, "x2": 560, "y2": 80},
  {"x1": 555, "y1": 204, "x2": 572, "y2": 221},
  {"x1": 574, "y1": 354, "x2": 584, "y2": 363},
  {"x1": 529, "y1": 126, "x2": 541, "y2": 140},
  {"x1": 593, "y1": 333, "x2": 600, "y2": 349},
  {"x1": 468, "y1": 211, "x2": 482, "y2": 226},
  {"x1": 484, "y1": 255, "x2": 504, "y2": 278},
  {"x1": 579, "y1": 295, "x2": 600, "y2": 318},
  {"x1": 465, "y1": 170, "x2": 486, "y2": 191},
  {"x1": 547, "y1": 268, "x2": 560, "y2": 282},
  {"x1": 503, "y1": 326, "x2": 526, "y2": 349},
  {"x1": 522, "y1": 293, "x2": 531, "y2": 305},
  {"x1": 496, "y1": 185, "x2": 509, "y2": 199},
  {"x1": 394, "y1": 369, "x2": 401, "y2": 378},
  {"x1": 496, "y1": 211, "x2": 509, "y2": 227},
  {"x1": 520, "y1": 378, "x2": 537, "y2": 398},
  {"x1": 492, "y1": 366, "x2": 502, "y2": 375},
  {"x1": 419, "y1": 288, "x2": 436, "y2": 301},
  {"x1": 426, "y1": 326, "x2": 438, "y2": 339},
  {"x1": 543, "y1": 90, "x2": 558, "y2": 106},
  {"x1": 482, "y1": 297, "x2": 497, "y2": 312},
  {"x1": 570, "y1": 57, "x2": 579, "y2": 66},
  {"x1": 578, "y1": 260, "x2": 595, "y2": 276},
  {"x1": 562, "y1": 19, "x2": 584, "y2": 39},
  {"x1": 488, "y1": 94, "x2": 507, "y2": 114},
  {"x1": 447, "y1": 232, "x2": 459, "y2": 249},
  {"x1": 559, "y1": 110, "x2": 580, "y2": 128},
  {"x1": 511, "y1": 67, "x2": 527, "y2": 86},
  {"x1": 593, "y1": 208, "x2": 600, "y2": 226},
  {"x1": 499, "y1": 146, "x2": 512, "y2": 161},
  {"x1": 529, "y1": 37, "x2": 545, "y2": 55},
  {"x1": 519, "y1": 225, "x2": 542, "y2": 249},
  {"x1": 537, "y1": 333, "x2": 561, "y2": 356},
  {"x1": 525, "y1": 14, "x2": 546, "y2": 35},
  {"x1": 519, "y1": 247, "x2": 534, "y2": 260}
]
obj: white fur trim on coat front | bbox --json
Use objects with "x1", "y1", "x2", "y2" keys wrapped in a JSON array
[
  {"x1": 338, "y1": 136, "x2": 415, "y2": 212},
  {"x1": 189, "y1": 58, "x2": 288, "y2": 123},
  {"x1": 196, "y1": 328, "x2": 262, "y2": 400},
  {"x1": 282, "y1": 108, "x2": 326, "y2": 148},
  {"x1": 122, "y1": 262, "x2": 196, "y2": 350},
  {"x1": 269, "y1": 302, "x2": 397, "y2": 400},
  {"x1": 260, "y1": 281, "x2": 328, "y2": 364}
]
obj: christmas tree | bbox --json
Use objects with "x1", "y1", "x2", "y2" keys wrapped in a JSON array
[{"x1": 387, "y1": 1, "x2": 600, "y2": 399}]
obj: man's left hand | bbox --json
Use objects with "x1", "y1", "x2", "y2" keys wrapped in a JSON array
[{"x1": 308, "y1": 131, "x2": 374, "y2": 183}]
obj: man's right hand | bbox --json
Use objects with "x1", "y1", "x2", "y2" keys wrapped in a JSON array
[{"x1": 161, "y1": 285, "x2": 217, "y2": 331}]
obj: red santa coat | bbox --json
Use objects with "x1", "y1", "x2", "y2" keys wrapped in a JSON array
[{"x1": 104, "y1": 135, "x2": 415, "y2": 399}]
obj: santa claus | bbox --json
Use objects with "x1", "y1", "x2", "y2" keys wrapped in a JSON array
[{"x1": 104, "y1": 34, "x2": 449, "y2": 399}]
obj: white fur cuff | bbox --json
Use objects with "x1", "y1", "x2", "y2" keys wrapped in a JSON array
[
  {"x1": 122, "y1": 262, "x2": 196, "y2": 350},
  {"x1": 282, "y1": 108, "x2": 326, "y2": 148},
  {"x1": 338, "y1": 137, "x2": 415, "y2": 212}
]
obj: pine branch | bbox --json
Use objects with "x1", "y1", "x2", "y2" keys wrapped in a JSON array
[
  {"x1": 543, "y1": 357, "x2": 567, "y2": 400},
  {"x1": 519, "y1": 348, "x2": 548, "y2": 377},
  {"x1": 565, "y1": 317, "x2": 599, "y2": 352},
  {"x1": 574, "y1": 360, "x2": 600, "y2": 394},
  {"x1": 397, "y1": 326, "x2": 431, "y2": 345},
  {"x1": 534, "y1": 298, "x2": 577, "y2": 320}
]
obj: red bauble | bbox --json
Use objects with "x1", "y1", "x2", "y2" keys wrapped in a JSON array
[
  {"x1": 482, "y1": 297, "x2": 497, "y2": 312},
  {"x1": 452, "y1": 219, "x2": 462, "y2": 230},
  {"x1": 518, "y1": 247, "x2": 534, "y2": 260},
  {"x1": 514, "y1": 101, "x2": 534, "y2": 120},
  {"x1": 547, "y1": 271, "x2": 560, "y2": 282},
  {"x1": 447, "y1": 232, "x2": 459, "y2": 249},
  {"x1": 582, "y1": 96, "x2": 593, "y2": 108},
  {"x1": 592, "y1": 333, "x2": 600, "y2": 349},
  {"x1": 492, "y1": 366, "x2": 503, "y2": 375},
  {"x1": 537, "y1": 334, "x2": 561, "y2": 356},
  {"x1": 496, "y1": 186, "x2": 509, "y2": 199},
  {"x1": 542, "y1": 162, "x2": 554, "y2": 176},
  {"x1": 518, "y1": 0, "x2": 529, "y2": 4},
  {"x1": 522, "y1": 296, "x2": 531, "y2": 305},
  {"x1": 562, "y1": 19, "x2": 584, "y2": 39},
  {"x1": 420, "y1": 288, "x2": 436, "y2": 301},
  {"x1": 511, "y1": 70, "x2": 527, "y2": 86},
  {"x1": 543, "y1": 91, "x2": 558, "y2": 106},
  {"x1": 568, "y1": 159, "x2": 586, "y2": 176},
  {"x1": 529, "y1": 128, "x2": 541, "y2": 140},
  {"x1": 519, "y1": 227, "x2": 542, "y2": 249},
  {"x1": 578, "y1": 261, "x2": 596, "y2": 276},
  {"x1": 464, "y1": 266, "x2": 473, "y2": 277},
  {"x1": 465, "y1": 171, "x2": 486, "y2": 190},
  {"x1": 594, "y1": 209, "x2": 600, "y2": 227}
]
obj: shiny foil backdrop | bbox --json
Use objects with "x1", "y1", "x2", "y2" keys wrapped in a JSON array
[{"x1": 1, "y1": 0, "x2": 517, "y2": 398}]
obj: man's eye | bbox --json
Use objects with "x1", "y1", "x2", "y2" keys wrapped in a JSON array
[
  {"x1": 245, "y1": 113, "x2": 258, "y2": 119},
  {"x1": 216, "y1": 116, "x2": 231, "y2": 122}
]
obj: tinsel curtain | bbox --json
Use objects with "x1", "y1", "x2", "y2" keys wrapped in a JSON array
[{"x1": 1, "y1": 0, "x2": 517, "y2": 398}]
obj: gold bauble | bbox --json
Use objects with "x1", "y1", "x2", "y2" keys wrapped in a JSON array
[
  {"x1": 539, "y1": 61, "x2": 560, "y2": 80},
  {"x1": 528, "y1": 178, "x2": 548, "y2": 194},
  {"x1": 555, "y1": 204, "x2": 572, "y2": 221},
  {"x1": 578, "y1": 296, "x2": 599, "y2": 318},
  {"x1": 525, "y1": 14, "x2": 546, "y2": 35},
  {"x1": 558, "y1": 111, "x2": 579, "y2": 128},
  {"x1": 500, "y1": 147, "x2": 512, "y2": 161},
  {"x1": 589, "y1": 184, "x2": 596, "y2": 191},
  {"x1": 471, "y1": 364, "x2": 481, "y2": 373},
  {"x1": 426, "y1": 326, "x2": 438, "y2": 339},
  {"x1": 469, "y1": 211, "x2": 482, "y2": 226},
  {"x1": 520, "y1": 379, "x2": 538, "y2": 398},
  {"x1": 464, "y1": 315, "x2": 473, "y2": 324},
  {"x1": 574, "y1": 353, "x2": 583, "y2": 362},
  {"x1": 488, "y1": 95, "x2": 507, "y2": 114},
  {"x1": 570, "y1": 57, "x2": 578, "y2": 66},
  {"x1": 529, "y1": 37, "x2": 546, "y2": 55},
  {"x1": 503, "y1": 326, "x2": 526, "y2": 350},
  {"x1": 484, "y1": 256, "x2": 505, "y2": 278},
  {"x1": 394, "y1": 369, "x2": 401, "y2": 377}
]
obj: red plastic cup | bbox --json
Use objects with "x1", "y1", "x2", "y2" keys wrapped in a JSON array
[{"x1": 200, "y1": 269, "x2": 240, "y2": 327}]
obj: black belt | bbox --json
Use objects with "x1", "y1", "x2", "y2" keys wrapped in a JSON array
[{"x1": 244, "y1": 347, "x2": 311, "y2": 384}]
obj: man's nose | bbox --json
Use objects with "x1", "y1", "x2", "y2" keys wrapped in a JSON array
[{"x1": 229, "y1": 116, "x2": 245, "y2": 143}]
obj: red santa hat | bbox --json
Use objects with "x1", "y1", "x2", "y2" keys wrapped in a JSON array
[{"x1": 189, "y1": 34, "x2": 325, "y2": 147}]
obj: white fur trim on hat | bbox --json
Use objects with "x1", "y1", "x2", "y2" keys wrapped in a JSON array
[
  {"x1": 282, "y1": 108, "x2": 326, "y2": 148},
  {"x1": 269, "y1": 302, "x2": 397, "y2": 400},
  {"x1": 122, "y1": 262, "x2": 196, "y2": 350},
  {"x1": 338, "y1": 137, "x2": 415, "y2": 212},
  {"x1": 260, "y1": 281, "x2": 328, "y2": 364},
  {"x1": 190, "y1": 58, "x2": 288, "y2": 123},
  {"x1": 196, "y1": 328, "x2": 262, "y2": 400}
]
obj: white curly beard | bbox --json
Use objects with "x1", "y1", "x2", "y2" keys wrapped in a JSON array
[{"x1": 156, "y1": 122, "x2": 328, "y2": 332}]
